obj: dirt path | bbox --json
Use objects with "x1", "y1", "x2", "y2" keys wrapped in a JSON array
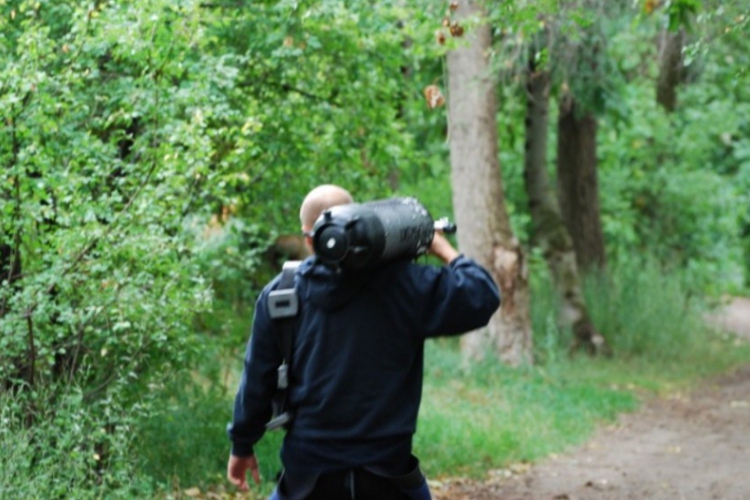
[{"x1": 432, "y1": 299, "x2": 750, "y2": 500}]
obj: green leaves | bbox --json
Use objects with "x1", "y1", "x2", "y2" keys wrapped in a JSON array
[
  {"x1": 202, "y1": 0, "x2": 420, "y2": 230},
  {"x1": 664, "y1": 0, "x2": 701, "y2": 31},
  {"x1": 1, "y1": 5, "x2": 440, "y2": 483},
  {"x1": 0, "y1": 0, "x2": 216, "y2": 409}
]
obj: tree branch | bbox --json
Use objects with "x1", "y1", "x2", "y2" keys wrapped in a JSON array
[
  {"x1": 199, "y1": 1, "x2": 248, "y2": 8},
  {"x1": 237, "y1": 77, "x2": 341, "y2": 107}
]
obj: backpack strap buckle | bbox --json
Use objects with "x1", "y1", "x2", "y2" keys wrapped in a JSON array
[{"x1": 268, "y1": 288, "x2": 298, "y2": 318}]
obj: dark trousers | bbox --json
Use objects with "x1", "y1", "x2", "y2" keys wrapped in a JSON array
[{"x1": 270, "y1": 467, "x2": 432, "y2": 500}]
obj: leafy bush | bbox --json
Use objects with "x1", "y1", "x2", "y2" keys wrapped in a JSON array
[
  {"x1": 1, "y1": 1, "x2": 217, "y2": 494},
  {"x1": 596, "y1": 81, "x2": 746, "y2": 294},
  {"x1": 0, "y1": 386, "x2": 153, "y2": 499}
]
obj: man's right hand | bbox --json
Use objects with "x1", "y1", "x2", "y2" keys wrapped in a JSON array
[
  {"x1": 227, "y1": 453, "x2": 261, "y2": 491},
  {"x1": 429, "y1": 232, "x2": 460, "y2": 264}
]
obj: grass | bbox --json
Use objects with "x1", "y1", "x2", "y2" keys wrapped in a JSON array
[
  {"x1": 415, "y1": 336, "x2": 750, "y2": 480},
  {"x1": 415, "y1": 342, "x2": 639, "y2": 478}
]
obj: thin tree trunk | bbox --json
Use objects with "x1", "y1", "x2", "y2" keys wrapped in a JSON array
[
  {"x1": 524, "y1": 67, "x2": 610, "y2": 356},
  {"x1": 656, "y1": 27, "x2": 686, "y2": 113},
  {"x1": 556, "y1": 92, "x2": 606, "y2": 272},
  {"x1": 2, "y1": 109, "x2": 27, "y2": 390},
  {"x1": 447, "y1": 0, "x2": 532, "y2": 366},
  {"x1": 0, "y1": 244, "x2": 21, "y2": 314}
]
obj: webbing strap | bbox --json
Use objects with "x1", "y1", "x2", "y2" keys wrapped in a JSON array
[
  {"x1": 278, "y1": 261, "x2": 299, "y2": 289},
  {"x1": 266, "y1": 260, "x2": 301, "y2": 431},
  {"x1": 277, "y1": 261, "x2": 300, "y2": 365}
]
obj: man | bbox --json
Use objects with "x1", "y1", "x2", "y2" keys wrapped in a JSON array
[{"x1": 227, "y1": 184, "x2": 500, "y2": 499}]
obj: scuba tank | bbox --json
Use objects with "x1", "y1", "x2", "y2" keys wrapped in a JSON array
[{"x1": 311, "y1": 197, "x2": 455, "y2": 271}]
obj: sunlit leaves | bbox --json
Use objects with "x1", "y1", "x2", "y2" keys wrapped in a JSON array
[
  {"x1": 0, "y1": 0, "x2": 220, "y2": 407},
  {"x1": 200, "y1": 0, "x2": 421, "y2": 232}
]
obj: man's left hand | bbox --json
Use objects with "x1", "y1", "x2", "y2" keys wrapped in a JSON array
[{"x1": 227, "y1": 453, "x2": 261, "y2": 490}]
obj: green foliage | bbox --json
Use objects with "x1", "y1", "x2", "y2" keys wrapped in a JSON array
[
  {"x1": 664, "y1": 0, "x2": 701, "y2": 31},
  {"x1": 480, "y1": 1, "x2": 750, "y2": 294},
  {"x1": 0, "y1": 0, "x2": 222, "y2": 493},
  {"x1": 595, "y1": 20, "x2": 750, "y2": 292},
  {"x1": 583, "y1": 258, "x2": 707, "y2": 359},
  {"x1": 133, "y1": 360, "x2": 282, "y2": 496},
  {"x1": 200, "y1": 0, "x2": 425, "y2": 233},
  {"x1": 0, "y1": 0, "x2": 220, "y2": 381},
  {"x1": 0, "y1": 386, "x2": 154, "y2": 499},
  {"x1": 188, "y1": 215, "x2": 271, "y2": 351},
  {"x1": 135, "y1": 380, "x2": 233, "y2": 490}
]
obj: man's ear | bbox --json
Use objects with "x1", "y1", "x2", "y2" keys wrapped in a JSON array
[{"x1": 302, "y1": 227, "x2": 314, "y2": 254}]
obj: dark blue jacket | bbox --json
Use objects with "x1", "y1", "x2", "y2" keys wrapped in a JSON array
[{"x1": 228, "y1": 254, "x2": 500, "y2": 473}]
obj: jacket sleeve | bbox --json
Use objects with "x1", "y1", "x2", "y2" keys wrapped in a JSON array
[
  {"x1": 226, "y1": 284, "x2": 283, "y2": 457},
  {"x1": 409, "y1": 255, "x2": 500, "y2": 339}
]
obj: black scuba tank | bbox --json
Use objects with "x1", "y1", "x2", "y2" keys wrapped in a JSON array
[{"x1": 311, "y1": 197, "x2": 446, "y2": 271}]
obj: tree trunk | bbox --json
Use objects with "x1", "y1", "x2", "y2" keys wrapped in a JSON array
[
  {"x1": 0, "y1": 244, "x2": 21, "y2": 314},
  {"x1": 2, "y1": 115, "x2": 27, "y2": 388},
  {"x1": 656, "y1": 27, "x2": 686, "y2": 113},
  {"x1": 447, "y1": 0, "x2": 532, "y2": 366},
  {"x1": 556, "y1": 92, "x2": 606, "y2": 272},
  {"x1": 524, "y1": 68, "x2": 610, "y2": 356}
]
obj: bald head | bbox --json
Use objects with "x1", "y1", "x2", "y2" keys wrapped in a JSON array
[{"x1": 300, "y1": 184, "x2": 354, "y2": 231}]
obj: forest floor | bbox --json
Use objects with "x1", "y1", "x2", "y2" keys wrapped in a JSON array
[{"x1": 431, "y1": 298, "x2": 750, "y2": 500}]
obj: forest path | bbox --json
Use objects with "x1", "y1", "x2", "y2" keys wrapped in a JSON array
[{"x1": 432, "y1": 298, "x2": 750, "y2": 500}]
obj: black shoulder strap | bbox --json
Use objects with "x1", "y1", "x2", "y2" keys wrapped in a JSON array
[
  {"x1": 278, "y1": 260, "x2": 299, "y2": 290},
  {"x1": 266, "y1": 260, "x2": 301, "y2": 431},
  {"x1": 276, "y1": 261, "x2": 299, "y2": 364}
]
